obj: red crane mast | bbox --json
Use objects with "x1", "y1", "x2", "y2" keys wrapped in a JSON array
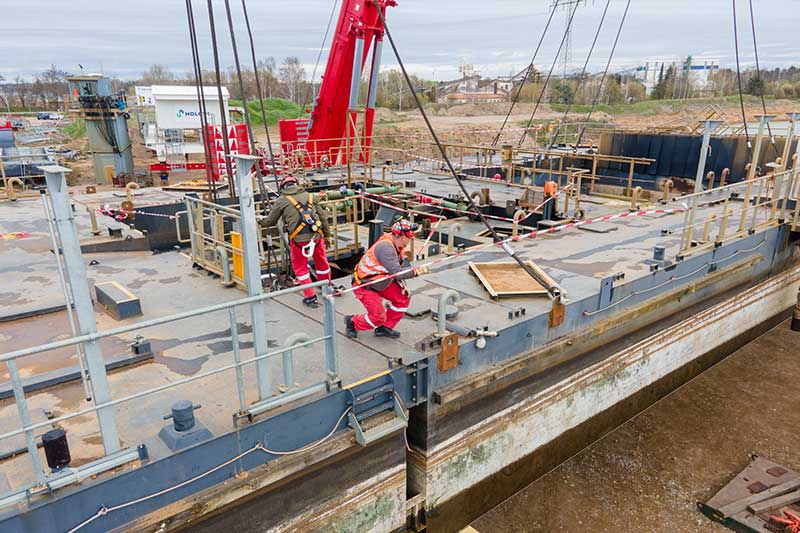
[{"x1": 279, "y1": 0, "x2": 395, "y2": 168}]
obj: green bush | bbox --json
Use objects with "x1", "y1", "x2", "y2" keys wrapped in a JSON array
[{"x1": 229, "y1": 98, "x2": 305, "y2": 126}]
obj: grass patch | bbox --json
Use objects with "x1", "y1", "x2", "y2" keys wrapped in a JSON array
[
  {"x1": 229, "y1": 98, "x2": 305, "y2": 126},
  {"x1": 64, "y1": 118, "x2": 86, "y2": 139}
]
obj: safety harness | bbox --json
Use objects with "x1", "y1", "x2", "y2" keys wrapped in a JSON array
[
  {"x1": 286, "y1": 194, "x2": 323, "y2": 258},
  {"x1": 286, "y1": 194, "x2": 323, "y2": 240}
]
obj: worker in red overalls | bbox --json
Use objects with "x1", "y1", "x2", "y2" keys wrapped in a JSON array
[
  {"x1": 344, "y1": 219, "x2": 429, "y2": 338},
  {"x1": 263, "y1": 175, "x2": 331, "y2": 308}
]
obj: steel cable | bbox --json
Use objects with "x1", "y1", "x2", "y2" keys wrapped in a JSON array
[
  {"x1": 547, "y1": 0, "x2": 612, "y2": 150},
  {"x1": 732, "y1": 0, "x2": 752, "y2": 153},
  {"x1": 746, "y1": 0, "x2": 779, "y2": 157},
  {"x1": 240, "y1": 0, "x2": 281, "y2": 196},
  {"x1": 574, "y1": 0, "x2": 631, "y2": 149},
  {"x1": 517, "y1": 0, "x2": 581, "y2": 148},
  {"x1": 222, "y1": 0, "x2": 270, "y2": 205},
  {"x1": 302, "y1": 0, "x2": 340, "y2": 112},
  {"x1": 491, "y1": 0, "x2": 560, "y2": 147},
  {"x1": 374, "y1": 4, "x2": 562, "y2": 297},
  {"x1": 206, "y1": 0, "x2": 237, "y2": 197},
  {"x1": 66, "y1": 406, "x2": 353, "y2": 533},
  {"x1": 186, "y1": 0, "x2": 219, "y2": 202}
]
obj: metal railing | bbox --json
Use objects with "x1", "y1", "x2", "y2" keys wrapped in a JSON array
[
  {"x1": 176, "y1": 192, "x2": 366, "y2": 291},
  {"x1": 674, "y1": 168, "x2": 799, "y2": 256},
  {"x1": 0, "y1": 279, "x2": 341, "y2": 509},
  {"x1": 0, "y1": 160, "x2": 345, "y2": 511}
]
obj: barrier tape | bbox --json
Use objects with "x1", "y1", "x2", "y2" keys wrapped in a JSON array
[
  {"x1": 334, "y1": 203, "x2": 683, "y2": 296},
  {"x1": 364, "y1": 184, "x2": 570, "y2": 224},
  {"x1": 97, "y1": 207, "x2": 177, "y2": 221}
]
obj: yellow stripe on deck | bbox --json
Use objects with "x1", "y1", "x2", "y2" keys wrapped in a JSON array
[{"x1": 343, "y1": 369, "x2": 392, "y2": 390}]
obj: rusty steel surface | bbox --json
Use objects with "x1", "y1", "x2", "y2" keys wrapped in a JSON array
[{"x1": 438, "y1": 333, "x2": 459, "y2": 372}]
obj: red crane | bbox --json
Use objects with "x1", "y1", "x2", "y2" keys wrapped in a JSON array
[{"x1": 279, "y1": 0, "x2": 395, "y2": 168}]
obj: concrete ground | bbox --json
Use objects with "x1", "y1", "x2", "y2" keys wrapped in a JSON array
[{"x1": 470, "y1": 318, "x2": 800, "y2": 533}]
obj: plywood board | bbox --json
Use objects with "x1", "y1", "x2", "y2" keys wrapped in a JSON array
[{"x1": 468, "y1": 261, "x2": 549, "y2": 298}]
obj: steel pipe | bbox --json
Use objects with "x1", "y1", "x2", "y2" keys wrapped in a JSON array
[
  {"x1": 446, "y1": 222, "x2": 463, "y2": 254},
  {"x1": 280, "y1": 333, "x2": 311, "y2": 392},
  {"x1": 437, "y1": 290, "x2": 461, "y2": 337}
]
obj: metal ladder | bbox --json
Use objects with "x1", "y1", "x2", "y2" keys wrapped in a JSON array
[{"x1": 347, "y1": 383, "x2": 408, "y2": 446}]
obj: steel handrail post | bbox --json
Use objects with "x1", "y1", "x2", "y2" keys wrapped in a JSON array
[
  {"x1": 322, "y1": 284, "x2": 340, "y2": 383},
  {"x1": 228, "y1": 309, "x2": 246, "y2": 411},
  {"x1": 42, "y1": 165, "x2": 120, "y2": 455},
  {"x1": 7, "y1": 360, "x2": 45, "y2": 484},
  {"x1": 233, "y1": 155, "x2": 271, "y2": 400},
  {"x1": 740, "y1": 115, "x2": 774, "y2": 232},
  {"x1": 40, "y1": 191, "x2": 91, "y2": 401}
]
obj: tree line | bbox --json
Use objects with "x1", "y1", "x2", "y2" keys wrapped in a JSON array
[{"x1": 1, "y1": 60, "x2": 798, "y2": 114}]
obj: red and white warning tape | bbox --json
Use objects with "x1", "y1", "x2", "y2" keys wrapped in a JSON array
[{"x1": 334, "y1": 203, "x2": 683, "y2": 296}]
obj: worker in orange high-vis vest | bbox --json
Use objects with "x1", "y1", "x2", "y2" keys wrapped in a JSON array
[
  {"x1": 263, "y1": 175, "x2": 331, "y2": 308},
  {"x1": 344, "y1": 219, "x2": 429, "y2": 338}
]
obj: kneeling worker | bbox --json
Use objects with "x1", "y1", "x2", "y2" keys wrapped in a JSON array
[
  {"x1": 345, "y1": 219, "x2": 429, "y2": 338},
  {"x1": 263, "y1": 175, "x2": 331, "y2": 308}
]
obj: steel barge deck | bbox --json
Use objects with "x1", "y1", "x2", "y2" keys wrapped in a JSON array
[{"x1": 0, "y1": 145, "x2": 798, "y2": 532}]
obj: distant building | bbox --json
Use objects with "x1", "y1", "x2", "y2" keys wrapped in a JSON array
[
  {"x1": 438, "y1": 63, "x2": 510, "y2": 104},
  {"x1": 445, "y1": 92, "x2": 507, "y2": 105},
  {"x1": 635, "y1": 58, "x2": 720, "y2": 94}
]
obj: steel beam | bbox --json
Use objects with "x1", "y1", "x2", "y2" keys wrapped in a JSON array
[
  {"x1": 694, "y1": 120, "x2": 722, "y2": 193},
  {"x1": 42, "y1": 165, "x2": 120, "y2": 454},
  {"x1": 739, "y1": 115, "x2": 775, "y2": 232},
  {"x1": 349, "y1": 37, "x2": 366, "y2": 110},
  {"x1": 233, "y1": 155, "x2": 271, "y2": 400},
  {"x1": 366, "y1": 39, "x2": 383, "y2": 109}
]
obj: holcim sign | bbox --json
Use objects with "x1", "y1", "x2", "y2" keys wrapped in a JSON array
[
  {"x1": 175, "y1": 109, "x2": 213, "y2": 120},
  {"x1": 150, "y1": 85, "x2": 230, "y2": 130}
]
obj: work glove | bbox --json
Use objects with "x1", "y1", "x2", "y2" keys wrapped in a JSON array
[{"x1": 414, "y1": 265, "x2": 431, "y2": 277}]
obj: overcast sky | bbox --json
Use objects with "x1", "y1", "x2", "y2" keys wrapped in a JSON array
[{"x1": 1, "y1": 0, "x2": 798, "y2": 82}]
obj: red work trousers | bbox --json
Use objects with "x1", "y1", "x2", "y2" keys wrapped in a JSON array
[
  {"x1": 352, "y1": 281, "x2": 410, "y2": 331},
  {"x1": 290, "y1": 237, "x2": 331, "y2": 297}
]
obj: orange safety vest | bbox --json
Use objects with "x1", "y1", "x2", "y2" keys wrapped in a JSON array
[
  {"x1": 354, "y1": 234, "x2": 403, "y2": 285},
  {"x1": 543, "y1": 181, "x2": 558, "y2": 197}
]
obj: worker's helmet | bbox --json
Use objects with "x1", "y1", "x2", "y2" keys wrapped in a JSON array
[
  {"x1": 279, "y1": 175, "x2": 298, "y2": 190},
  {"x1": 391, "y1": 219, "x2": 417, "y2": 238}
]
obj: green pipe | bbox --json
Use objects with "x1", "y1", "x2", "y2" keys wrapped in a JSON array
[{"x1": 323, "y1": 185, "x2": 399, "y2": 201}]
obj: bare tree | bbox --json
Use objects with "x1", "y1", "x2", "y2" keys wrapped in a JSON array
[
  {"x1": 12, "y1": 76, "x2": 33, "y2": 109},
  {"x1": 279, "y1": 57, "x2": 306, "y2": 104},
  {"x1": 257, "y1": 57, "x2": 277, "y2": 99},
  {"x1": 31, "y1": 64, "x2": 69, "y2": 108},
  {"x1": 140, "y1": 64, "x2": 175, "y2": 85}
]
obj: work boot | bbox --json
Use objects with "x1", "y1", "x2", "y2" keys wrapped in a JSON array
[
  {"x1": 344, "y1": 315, "x2": 358, "y2": 338},
  {"x1": 374, "y1": 325, "x2": 400, "y2": 338},
  {"x1": 302, "y1": 295, "x2": 320, "y2": 309}
]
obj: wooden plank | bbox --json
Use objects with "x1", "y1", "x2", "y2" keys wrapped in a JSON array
[
  {"x1": 718, "y1": 478, "x2": 800, "y2": 517},
  {"x1": 747, "y1": 488, "x2": 800, "y2": 514},
  {"x1": 468, "y1": 262, "x2": 497, "y2": 298},
  {"x1": 468, "y1": 261, "x2": 548, "y2": 298}
]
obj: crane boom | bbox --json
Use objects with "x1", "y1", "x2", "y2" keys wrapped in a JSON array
[{"x1": 279, "y1": 0, "x2": 395, "y2": 168}]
